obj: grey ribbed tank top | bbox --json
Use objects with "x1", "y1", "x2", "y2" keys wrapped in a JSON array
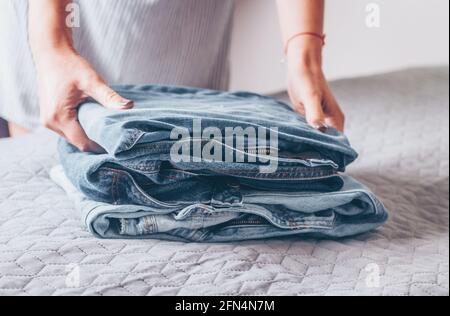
[{"x1": 0, "y1": 0, "x2": 234, "y2": 129}]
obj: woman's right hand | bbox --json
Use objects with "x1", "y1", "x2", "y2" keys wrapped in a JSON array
[
  {"x1": 35, "y1": 47, "x2": 133, "y2": 152},
  {"x1": 28, "y1": 1, "x2": 132, "y2": 152}
]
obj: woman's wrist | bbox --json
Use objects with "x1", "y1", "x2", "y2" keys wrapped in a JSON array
[
  {"x1": 29, "y1": 0, "x2": 75, "y2": 70},
  {"x1": 33, "y1": 42, "x2": 77, "y2": 70},
  {"x1": 287, "y1": 38, "x2": 323, "y2": 73}
]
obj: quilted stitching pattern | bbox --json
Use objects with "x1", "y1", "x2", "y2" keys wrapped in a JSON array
[{"x1": 0, "y1": 67, "x2": 448, "y2": 296}]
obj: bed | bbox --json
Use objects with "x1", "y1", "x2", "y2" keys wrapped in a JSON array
[{"x1": 0, "y1": 67, "x2": 448, "y2": 296}]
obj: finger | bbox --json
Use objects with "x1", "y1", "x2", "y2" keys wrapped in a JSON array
[
  {"x1": 83, "y1": 75, "x2": 133, "y2": 110},
  {"x1": 287, "y1": 83, "x2": 306, "y2": 116},
  {"x1": 43, "y1": 121, "x2": 65, "y2": 138},
  {"x1": 303, "y1": 92, "x2": 326, "y2": 131},
  {"x1": 41, "y1": 114, "x2": 66, "y2": 138},
  {"x1": 60, "y1": 119, "x2": 105, "y2": 153},
  {"x1": 323, "y1": 91, "x2": 345, "y2": 132}
]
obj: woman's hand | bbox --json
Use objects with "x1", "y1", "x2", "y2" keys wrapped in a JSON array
[
  {"x1": 35, "y1": 48, "x2": 133, "y2": 152},
  {"x1": 29, "y1": 0, "x2": 132, "y2": 152},
  {"x1": 287, "y1": 38, "x2": 345, "y2": 132},
  {"x1": 276, "y1": 0, "x2": 345, "y2": 132}
]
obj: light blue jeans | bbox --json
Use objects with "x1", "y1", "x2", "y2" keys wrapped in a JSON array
[{"x1": 56, "y1": 85, "x2": 388, "y2": 242}]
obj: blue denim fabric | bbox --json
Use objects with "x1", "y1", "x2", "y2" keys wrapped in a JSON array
[
  {"x1": 52, "y1": 166, "x2": 387, "y2": 242},
  {"x1": 57, "y1": 85, "x2": 388, "y2": 242}
]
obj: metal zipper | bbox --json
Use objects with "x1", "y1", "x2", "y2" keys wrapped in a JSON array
[{"x1": 227, "y1": 219, "x2": 266, "y2": 226}]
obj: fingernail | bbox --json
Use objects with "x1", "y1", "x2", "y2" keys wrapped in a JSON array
[
  {"x1": 115, "y1": 100, "x2": 133, "y2": 109},
  {"x1": 313, "y1": 123, "x2": 328, "y2": 133},
  {"x1": 89, "y1": 141, "x2": 106, "y2": 154}
]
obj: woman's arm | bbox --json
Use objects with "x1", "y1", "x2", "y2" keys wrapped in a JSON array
[
  {"x1": 28, "y1": 0, "x2": 74, "y2": 55},
  {"x1": 276, "y1": 0, "x2": 345, "y2": 131},
  {"x1": 29, "y1": 0, "x2": 132, "y2": 152}
]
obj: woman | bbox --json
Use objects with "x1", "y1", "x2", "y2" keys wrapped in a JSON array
[{"x1": 0, "y1": 0, "x2": 344, "y2": 151}]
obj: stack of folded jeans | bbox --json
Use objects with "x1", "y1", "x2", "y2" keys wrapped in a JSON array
[{"x1": 52, "y1": 85, "x2": 388, "y2": 242}]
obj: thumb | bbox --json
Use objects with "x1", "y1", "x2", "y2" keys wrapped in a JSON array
[
  {"x1": 85, "y1": 76, "x2": 133, "y2": 110},
  {"x1": 61, "y1": 119, "x2": 105, "y2": 153},
  {"x1": 303, "y1": 93, "x2": 327, "y2": 132}
]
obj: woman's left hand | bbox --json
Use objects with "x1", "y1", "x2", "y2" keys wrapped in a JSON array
[{"x1": 286, "y1": 38, "x2": 345, "y2": 132}]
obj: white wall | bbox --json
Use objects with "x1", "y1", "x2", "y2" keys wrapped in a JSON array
[{"x1": 230, "y1": 0, "x2": 450, "y2": 93}]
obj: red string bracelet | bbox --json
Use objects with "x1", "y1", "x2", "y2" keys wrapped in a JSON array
[{"x1": 284, "y1": 32, "x2": 326, "y2": 55}]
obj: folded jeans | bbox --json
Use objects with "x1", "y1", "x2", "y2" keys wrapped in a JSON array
[
  {"x1": 51, "y1": 166, "x2": 388, "y2": 242},
  {"x1": 56, "y1": 85, "x2": 388, "y2": 242}
]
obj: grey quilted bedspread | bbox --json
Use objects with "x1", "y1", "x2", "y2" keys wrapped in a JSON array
[{"x1": 0, "y1": 67, "x2": 448, "y2": 296}]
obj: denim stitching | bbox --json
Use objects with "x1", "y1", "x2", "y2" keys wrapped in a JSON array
[
  {"x1": 102, "y1": 167, "x2": 183, "y2": 209},
  {"x1": 111, "y1": 171, "x2": 119, "y2": 205}
]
